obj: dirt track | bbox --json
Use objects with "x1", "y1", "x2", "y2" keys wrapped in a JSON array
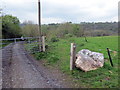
[{"x1": 2, "y1": 42, "x2": 78, "y2": 88}]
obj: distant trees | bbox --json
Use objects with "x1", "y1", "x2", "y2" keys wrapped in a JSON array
[
  {"x1": 2, "y1": 14, "x2": 117, "y2": 39},
  {"x1": 56, "y1": 23, "x2": 84, "y2": 37},
  {"x1": 41, "y1": 22, "x2": 118, "y2": 41},
  {"x1": 21, "y1": 21, "x2": 39, "y2": 37},
  {"x1": 81, "y1": 22, "x2": 118, "y2": 33},
  {"x1": 7, "y1": 20, "x2": 116, "y2": 40},
  {"x1": 72, "y1": 24, "x2": 84, "y2": 37},
  {"x1": 43, "y1": 22, "x2": 84, "y2": 41},
  {"x1": 2, "y1": 15, "x2": 21, "y2": 38},
  {"x1": 20, "y1": 21, "x2": 118, "y2": 41}
]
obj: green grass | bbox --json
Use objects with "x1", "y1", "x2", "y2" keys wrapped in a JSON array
[
  {"x1": 0, "y1": 41, "x2": 13, "y2": 49},
  {"x1": 25, "y1": 36, "x2": 119, "y2": 88}
]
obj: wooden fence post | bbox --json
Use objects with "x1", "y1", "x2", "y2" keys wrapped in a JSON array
[
  {"x1": 14, "y1": 39, "x2": 16, "y2": 43},
  {"x1": 107, "y1": 48, "x2": 113, "y2": 67},
  {"x1": 70, "y1": 43, "x2": 76, "y2": 70},
  {"x1": 42, "y1": 36, "x2": 45, "y2": 52}
]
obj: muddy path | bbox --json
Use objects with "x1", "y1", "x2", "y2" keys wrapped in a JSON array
[{"x1": 2, "y1": 42, "x2": 78, "y2": 88}]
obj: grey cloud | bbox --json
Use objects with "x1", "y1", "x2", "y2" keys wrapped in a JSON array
[{"x1": 2, "y1": 0, "x2": 118, "y2": 24}]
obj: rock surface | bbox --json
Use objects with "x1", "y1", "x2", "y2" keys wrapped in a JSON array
[{"x1": 75, "y1": 49, "x2": 104, "y2": 72}]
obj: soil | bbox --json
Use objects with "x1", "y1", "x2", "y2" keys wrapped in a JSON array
[{"x1": 2, "y1": 42, "x2": 80, "y2": 88}]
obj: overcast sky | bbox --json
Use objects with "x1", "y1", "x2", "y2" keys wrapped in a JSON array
[{"x1": 1, "y1": 0, "x2": 119, "y2": 24}]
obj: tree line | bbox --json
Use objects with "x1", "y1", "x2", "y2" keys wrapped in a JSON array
[
  {"x1": 2, "y1": 15, "x2": 21, "y2": 38},
  {"x1": 2, "y1": 14, "x2": 118, "y2": 40}
]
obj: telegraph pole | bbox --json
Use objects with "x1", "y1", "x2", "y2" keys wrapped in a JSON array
[{"x1": 38, "y1": 0, "x2": 42, "y2": 52}]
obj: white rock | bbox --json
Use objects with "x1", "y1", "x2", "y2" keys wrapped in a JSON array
[{"x1": 75, "y1": 49, "x2": 104, "y2": 72}]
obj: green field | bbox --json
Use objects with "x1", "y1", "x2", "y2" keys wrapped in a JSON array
[{"x1": 25, "y1": 36, "x2": 119, "y2": 88}]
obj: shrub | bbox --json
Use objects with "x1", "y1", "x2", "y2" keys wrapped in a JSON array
[
  {"x1": 51, "y1": 37, "x2": 59, "y2": 42},
  {"x1": 30, "y1": 46, "x2": 39, "y2": 54},
  {"x1": 65, "y1": 33, "x2": 74, "y2": 38},
  {"x1": 47, "y1": 54, "x2": 59, "y2": 64},
  {"x1": 34, "y1": 52, "x2": 47, "y2": 60}
]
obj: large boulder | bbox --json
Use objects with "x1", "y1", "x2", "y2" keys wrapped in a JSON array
[{"x1": 75, "y1": 49, "x2": 104, "y2": 72}]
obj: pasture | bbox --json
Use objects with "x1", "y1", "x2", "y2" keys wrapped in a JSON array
[{"x1": 25, "y1": 36, "x2": 118, "y2": 88}]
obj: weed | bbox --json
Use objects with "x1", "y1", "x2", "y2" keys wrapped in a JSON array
[{"x1": 51, "y1": 37, "x2": 59, "y2": 42}]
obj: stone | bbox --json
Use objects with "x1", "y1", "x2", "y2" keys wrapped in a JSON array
[{"x1": 75, "y1": 49, "x2": 104, "y2": 72}]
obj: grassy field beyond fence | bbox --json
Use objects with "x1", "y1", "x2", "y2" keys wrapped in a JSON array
[{"x1": 25, "y1": 36, "x2": 119, "y2": 88}]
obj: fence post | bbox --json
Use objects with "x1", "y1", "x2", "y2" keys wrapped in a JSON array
[
  {"x1": 28, "y1": 39, "x2": 30, "y2": 43},
  {"x1": 70, "y1": 43, "x2": 76, "y2": 71},
  {"x1": 14, "y1": 39, "x2": 16, "y2": 43},
  {"x1": 107, "y1": 48, "x2": 113, "y2": 67},
  {"x1": 42, "y1": 36, "x2": 45, "y2": 52}
]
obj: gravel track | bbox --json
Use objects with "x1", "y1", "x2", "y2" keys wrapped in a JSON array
[{"x1": 2, "y1": 42, "x2": 76, "y2": 88}]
